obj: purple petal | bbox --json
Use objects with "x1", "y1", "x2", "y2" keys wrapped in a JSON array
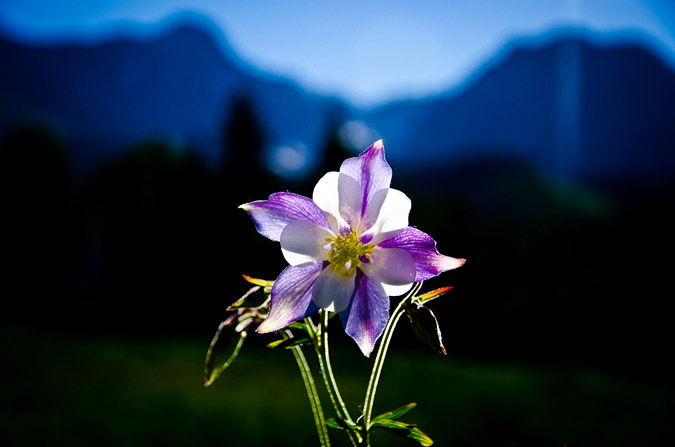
[
  {"x1": 240, "y1": 192, "x2": 330, "y2": 242},
  {"x1": 378, "y1": 227, "x2": 466, "y2": 281},
  {"x1": 339, "y1": 273, "x2": 390, "y2": 357},
  {"x1": 256, "y1": 263, "x2": 322, "y2": 333},
  {"x1": 339, "y1": 140, "x2": 392, "y2": 220}
]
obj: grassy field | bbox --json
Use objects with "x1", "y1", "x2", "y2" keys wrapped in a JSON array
[{"x1": 1, "y1": 325, "x2": 672, "y2": 446}]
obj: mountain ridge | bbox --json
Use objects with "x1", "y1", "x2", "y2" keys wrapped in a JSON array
[
  {"x1": 1, "y1": 17, "x2": 674, "y2": 180},
  {"x1": 0, "y1": 18, "x2": 348, "y2": 172},
  {"x1": 362, "y1": 34, "x2": 675, "y2": 181}
]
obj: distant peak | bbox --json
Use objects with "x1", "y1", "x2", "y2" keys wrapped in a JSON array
[
  {"x1": 152, "y1": 11, "x2": 228, "y2": 42},
  {"x1": 0, "y1": 10, "x2": 236, "y2": 59},
  {"x1": 499, "y1": 25, "x2": 675, "y2": 69}
]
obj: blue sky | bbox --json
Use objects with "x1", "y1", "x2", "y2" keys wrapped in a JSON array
[{"x1": 1, "y1": 0, "x2": 674, "y2": 106}]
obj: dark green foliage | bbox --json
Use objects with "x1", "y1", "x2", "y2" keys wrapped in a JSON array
[
  {"x1": 5, "y1": 326, "x2": 671, "y2": 446},
  {"x1": 0, "y1": 126, "x2": 80, "y2": 319}
]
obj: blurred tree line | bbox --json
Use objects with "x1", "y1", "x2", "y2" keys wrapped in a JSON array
[
  {"x1": 0, "y1": 94, "x2": 351, "y2": 341},
  {"x1": 1, "y1": 93, "x2": 673, "y2": 384}
]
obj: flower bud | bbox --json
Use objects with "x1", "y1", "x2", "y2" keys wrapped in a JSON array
[{"x1": 405, "y1": 305, "x2": 446, "y2": 355}]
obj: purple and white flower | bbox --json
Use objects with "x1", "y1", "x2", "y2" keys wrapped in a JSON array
[{"x1": 240, "y1": 140, "x2": 464, "y2": 356}]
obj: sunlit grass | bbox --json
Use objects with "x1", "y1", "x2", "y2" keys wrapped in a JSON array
[{"x1": 1, "y1": 325, "x2": 671, "y2": 446}]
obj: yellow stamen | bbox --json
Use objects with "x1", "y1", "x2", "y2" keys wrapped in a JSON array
[{"x1": 325, "y1": 229, "x2": 375, "y2": 276}]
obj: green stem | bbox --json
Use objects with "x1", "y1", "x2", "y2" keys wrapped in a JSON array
[
  {"x1": 362, "y1": 282, "x2": 423, "y2": 444},
  {"x1": 309, "y1": 311, "x2": 361, "y2": 447},
  {"x1": 283, "y1": 329, "x2": 331, "y2": 447}
]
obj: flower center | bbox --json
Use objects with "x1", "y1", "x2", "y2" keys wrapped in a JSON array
[{"x1": 325, "y1": 230, "x2": 376, "y2": 276}]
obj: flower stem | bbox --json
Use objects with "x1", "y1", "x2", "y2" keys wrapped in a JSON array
[
  {"x1": 283, "y1": 329, "x2": 331, "y2": 447},
  {"x1": 309, "y1": 311, "x2": 361, "y2": 447},
  {"x1": 362, "y1": 282, "x2": 423, "y2": 445}
]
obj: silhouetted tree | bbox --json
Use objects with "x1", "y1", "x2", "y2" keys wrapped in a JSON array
[
  {"x1": 284, "y1": 117, "x2": 353, "y2": 197},
  {"x1": 216, "y1": 94, "x2": 289, "y2": 285},
  {"x1": 79, "y1": 141, "x2": 230, "y2": 335},
  {"x1": 316, "y1": 119, "x2": 352, "y2": 175},
  {"x1": 0, "y1": 126, "x2": 79, "y2": 323},
  {"x1": 220, "y1": 94, "x2": 271, "y2": 202}
]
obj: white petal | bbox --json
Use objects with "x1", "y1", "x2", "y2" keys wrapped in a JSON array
[
  {"x1": 360, "y1": 247, "x2": 416, "y2": 296},
  {"x1": 312, "y1": 172, "x2": 345, "y2": 233},
  {"x1": 280, "y1": 219, "x2": 333, "y2": 266},
  {"x1": 362, "y1": 188, "x2": 411, "y2": 244},
  {"x1": 360, "y1": 188, "x2": 387, "y2": 230},
  {"x1": 338, "y1": 173, "x2": 364, "y2": 229},
  {"x1": 312, "y1": 265, "x2": 357, "y2": 312},
  {"x1": 380, "y1": 283, "x2": 413, "y2": 296},
  {"x1": 312, "y1": 172, "x2": 363, "y2": 232}
]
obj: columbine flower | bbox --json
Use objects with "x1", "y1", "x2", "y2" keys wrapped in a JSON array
[{"x1": 240, "y1": 140, "x2": 464, "y2": 356}]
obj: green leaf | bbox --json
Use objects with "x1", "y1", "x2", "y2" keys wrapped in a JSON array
[
  {"x1": 415, "y1": 286, "x2": 453, "y2": 305},
  {"x1": 372, "y1": 402, "x2": 418, "y2": 423},
  {"x1": 204, "y1": 318, "x2": 247, "y2": 387},
  {"x1": 326, "y1": 418, "x2": 341, "y2": 429},
  {"x1": 266, "y1": 337, "x2": 312, "y2": 349},
  {"x1": 227, "y1": 285, "x2": 269, "y2": 310},
  {"x1": 370, "y1": 419, "x2": 434, "y2": 446},
  {"x1": 287, "y1": 321, "x2": 313, "y2": 336},
  {"x1": 326, "y1": 417, "x2": 360, "y2": 431}
]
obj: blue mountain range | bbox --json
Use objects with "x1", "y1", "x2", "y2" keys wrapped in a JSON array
[
  {"x1": 1, "y1": 16, "x2": 674, "y2": 180},
  {"x1": 0, "y1": 18, "x2": 346, "y2": 172},
  {"x1": 365, "y1": 30, "x2": 675, "y2": 181}
]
